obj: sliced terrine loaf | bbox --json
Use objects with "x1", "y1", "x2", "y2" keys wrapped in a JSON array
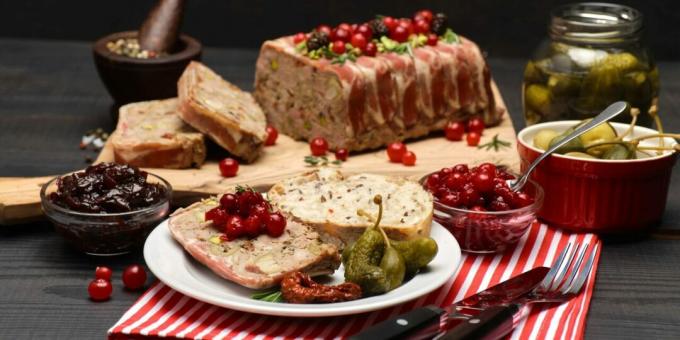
[
  {"x1": 110, "y1": 98, "x2": 206, "y2": 169},
  {"x1": 168, "y1": 197, "x2": 341, "y2": 289},
  {"x1": 254, "y1": 34, "x2": 501, "y2": 152},
  {"x1": 267, "y1": 168, "x2": 434, "y2": 246},
  {"x1": 178, "y1": 61, "x2": 267, "y2": 163}
]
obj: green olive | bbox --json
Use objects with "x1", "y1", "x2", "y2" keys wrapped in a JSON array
[
  {"x1": 525, "y1": 84, "x2": 551, "y2": 115},
  {"x1": 524, "y1": 61, "x2": 545, "y2": 84},
  {"x1": 533, "y1": 129, "x2": 560, "y2": 150},
  {"x1": 564, "y1": 152, "x2": 597, "y2": 159},
  {"x1": 602, "y1": 143, "x2": 637, "y2": 160},
  {"x1": 392, "y1": 238, "x2": 438, "y2": 277}
]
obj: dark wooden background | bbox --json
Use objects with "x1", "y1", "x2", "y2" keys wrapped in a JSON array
[
  {"x1": 1, "y1": 1, "x2": 680, "y2": 339},
  {"x1": 1, "y1": 0, "x2": 680, "y2": 59}
]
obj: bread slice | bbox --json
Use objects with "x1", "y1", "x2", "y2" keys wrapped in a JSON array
[
  {"x1": 168, "y1": 197, "x2": 341, "y2": 289},
  {"x1": 267, "y1": 168, "x2": 434, "y2": 247},
  {"x1": 111, "y1": 98, "x2": 206, "y2": 169},
  {"x1": 177, "y1": 61, "x2": 267, "y2": 163}
]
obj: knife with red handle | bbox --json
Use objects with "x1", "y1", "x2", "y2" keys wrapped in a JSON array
[{"x1": 349, "y1": 267, "x2": 550, "y2": 340}]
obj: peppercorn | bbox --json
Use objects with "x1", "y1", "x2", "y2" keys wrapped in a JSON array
[
  {"x1": 431, "y1": 12, "x2": 448, "y2": 35},
  {"x1": 369, "y1": 19, "x2": 390, "y2": 38},
  {"x1": 306, "y1": 31, "x2": 329, "y2": 51}
]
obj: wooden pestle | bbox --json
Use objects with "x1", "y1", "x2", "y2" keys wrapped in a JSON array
[{"x1": 138, "y1": 0, "x2": 186, "y2": 53}]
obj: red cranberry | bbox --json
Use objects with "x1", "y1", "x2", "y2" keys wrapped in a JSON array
[
  {"x1": 383, "y1": 16, "x2": 398, "y2": 31},
  {"x1": 218, "y1": 158, "x2": 239, "y2": 177},
  {"x1": 356, "y1": 23, "x2": 373, "y2": 39},
  {"x1": 95, "y1": 266, "x2": 112, "y2": 281},
  {"x1": 225, "y1": 215, "x2": 245, "y2": 240},
  {"x1": 364, "y1": 42, "x2": 377, "y2": 56},
  {"x1": 332, "y1": 27, "x2": 351, "y2": 42},
  {"x1": 414, "y1": 20, "x2": 430, "y2": 34},
  {"x1": 489, "y1": 197, "x2": 510, "y2": 211},
  {"x1": 439, "y1": 167, "x2": 453, "y2": 177},
  {"x1": 338, "y1": 23, "x2": 353, "y2": 34},
  {"x1": 426, "y1": 34, "x2": 438, "y2": 46},
  {"x1": 453, "y1": 164, "x2": 469, "y2": 174},
  {"x1": 402, "y1": 151, "x2": 417, "y2": 166},
  {"x1": 441, "y1": 191, "x2": 463, "y2": 207},
  {"x1": 88, "y1": 278, "x2": 112, "y2": 301},
  {"x1": 219, "y1": 193, "x2": 238, "y2": 213},
  {"x1": 205, "y1": 206, "x2": 229, "y2": 225},
  {"x1": 399, "y1": 18, "x2": 414, "y2": 35},
  {"x1": 513, "y1": 192, "x2": 535, "y2": 208},
  {"x1": 310, "y1": 137, "x2": 329, "y2": 156},
  {"x1": 466, "y1": 132, "x2": 481, "y2": 146},
  {"x1": 387, "y1": 142, "x2": 407, "y2": 162},
  {"x1": 265, "y1": 125, "x2": 278, "y2": 146},
  {"x1": 467, "y1": 117, "x2": 485, "y2": 134},
  {"x1": 390, "y1": 25, "x2": 409, "y2": 42},
  {"x1": 414, "y1": 9, "x2": 434, "y2": 23},
  {"x1": 316, "y1": 25, "x2": 332, "y2": 36},
  {"x1": 244, "y1": 215, "x2": 262, "y2": 237},
  {"x1": 426, "y1": 173, "x2": 441, "y2": 189},
  {"x1": 350, "y1": 33, "x2": 368, "y2": 51},
  {"x1": 471, "y1": 171, "x2": 495, "y2": 193},
  {"x1": 266, "y1": 212, "x2": 287, "y2": 237},
  {"x1": 293, "y1": 32, "x2": 306, "y2": 44},
  {"x1": 122, "y1": 264, "x2": 147, "y2": 291},
  {"x1": 445, "y1": 172, "x2": 467, "y2": 190},
  {"x1": 478, "y1": 163, "x2": 497, "y2": 175},
  {"x1": 251, "y1": 203, "x2": 270, "y2": 222},
  {"x1": 332, "y1": 40, "x2": 346, "y2": 54},
  {"x1": 335, "y1": 148, "x2": 349, "y2": 161},
  {"x1": 444, "y1": 121, "x2": 465, "y2": 141}
]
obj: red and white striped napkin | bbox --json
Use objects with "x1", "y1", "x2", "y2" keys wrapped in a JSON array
[{"x1": 108, "y1": 222, "x2": 601, "y2": 340}]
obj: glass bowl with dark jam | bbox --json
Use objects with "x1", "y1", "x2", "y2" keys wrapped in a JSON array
[{"x1": 40, "y1": 162, "x2": 171, "y2": 255}]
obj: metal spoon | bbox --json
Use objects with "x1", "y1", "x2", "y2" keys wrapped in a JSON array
[{"x1": 509, "y1": 101, "x2": 629, "y2": 192}]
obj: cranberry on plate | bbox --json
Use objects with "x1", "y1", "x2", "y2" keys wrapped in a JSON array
[
  {"x1": 219, "y1": 158, "x2": 239, "y2": 177},
  {"x1": 387, "y1": 142, "x2": 407, "y2": 162},
  {"x1": 310, "y1": 137, "x2": 329, "y2": 156}
]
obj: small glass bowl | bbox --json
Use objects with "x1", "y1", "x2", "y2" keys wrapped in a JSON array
[
  {"x1": 420, "y1": 174, "x2": 544, "y2": 253},
  {"x1": 40, "y1": 173, "x2": 172, "y2": 256}
]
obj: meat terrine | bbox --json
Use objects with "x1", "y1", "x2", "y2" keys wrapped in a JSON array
[
  {"x1": 168, "y1": 197, "x2": 341, "y2": 289},
  {"x1": 254, "y1": 35, "x2": 501, "y2": 151},
  {"x1": 178, "y1": 61, "x2": 267, "y2": 163},
  {"x1": 110, "y1": 98, "x2": 206, "y2": 169}
]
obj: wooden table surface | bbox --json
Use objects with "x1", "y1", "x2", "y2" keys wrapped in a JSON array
[{"x1": 1, "y1": 38, "x2": 679, "y2": 339}]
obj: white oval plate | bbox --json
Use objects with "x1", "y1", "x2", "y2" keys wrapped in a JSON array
[{"x1": 144, "y1": 220, "x2": 461, "y2": 317}]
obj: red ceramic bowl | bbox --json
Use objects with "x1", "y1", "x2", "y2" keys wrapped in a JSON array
[{"x1": 517, "y1": 121, "x2": 678, "y2": 233}]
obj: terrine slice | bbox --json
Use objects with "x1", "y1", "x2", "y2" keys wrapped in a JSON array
[
  {"x1": 178, "y1": 61, "x2": 267, "y2": 163},
  {"x1": 168, "y1": 197, "x2": 341, "y2": 289},
  {"x1": 111, "y1": 98, "x2": 206, "y2": 169}
]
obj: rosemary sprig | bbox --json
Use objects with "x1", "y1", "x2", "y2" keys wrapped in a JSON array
[
  {"x1": 304, "y1": 155, "x2": 342, "y2": 167},
  {"x1": 477, "y1": 134, "x2": 511, "y2": 152},
  {"x1": 251, "y1": 290, "x2": 284, "y2": 303}
]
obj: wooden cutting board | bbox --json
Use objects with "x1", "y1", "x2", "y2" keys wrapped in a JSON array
[{"x1": 0, "y1": 82, "x2": 519, "y2": 225}]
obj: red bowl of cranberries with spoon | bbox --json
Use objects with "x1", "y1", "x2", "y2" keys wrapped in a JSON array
[{"x1": 421, "y1": 163, "x2": 544, "y2": 253}]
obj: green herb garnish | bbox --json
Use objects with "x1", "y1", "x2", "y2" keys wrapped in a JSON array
[
  {"x1": 478, "y1": 134, "x2": 511, "y2": 152},
  {"x1": 441, "y1": 28, "x2": 460, "y2": 44},
  {"x1": 304, "y1": 155, "x2": 342, "y2": 167},
  {"x1": 251, "y1": 290, "x2": 284, "y2": 303}
]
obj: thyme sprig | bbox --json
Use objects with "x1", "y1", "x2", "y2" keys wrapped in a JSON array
[{"x1": 477, "y1": 134, "x2": 511, "y2": 152}]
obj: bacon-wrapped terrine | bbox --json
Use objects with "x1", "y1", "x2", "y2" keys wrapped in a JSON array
[{"x1": 253, "y1": 22, "x2": 501, "y2": 151}]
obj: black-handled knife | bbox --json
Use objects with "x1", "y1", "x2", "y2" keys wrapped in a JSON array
[{"x1": 349, "y1": 267, "x2": 550, "y2": 340}]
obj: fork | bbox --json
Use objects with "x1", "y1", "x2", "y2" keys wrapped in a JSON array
[{"x1": 440, "y1": 242, "x2": 599, "y2": 340}]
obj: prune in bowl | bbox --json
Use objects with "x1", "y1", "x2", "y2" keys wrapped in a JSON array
[{"x1": 40, "y1": 163, "x2": 172, "y2": 256}]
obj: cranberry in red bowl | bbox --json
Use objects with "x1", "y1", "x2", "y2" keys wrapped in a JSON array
[
  {"x1": 421, "y1": 163, "x2": 544, "y2": 253},
  {"x1": 40, "y1": 163, "x2": 171, "y2": 256}
]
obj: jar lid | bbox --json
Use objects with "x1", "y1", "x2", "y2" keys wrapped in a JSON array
[{"x1": 550, "y1": 3, "x2": 643, "y2": 43}]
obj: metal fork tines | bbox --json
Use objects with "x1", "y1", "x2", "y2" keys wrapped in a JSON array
[{"x1": 526, "y1": 242, "x2": 598, "y2": 304}]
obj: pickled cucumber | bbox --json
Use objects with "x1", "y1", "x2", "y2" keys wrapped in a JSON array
[
  {"x1": 548, "y1": 127, "x2": 584, "y2": 154},
  {"x1": 576, "y1": 120, "x2": 618, "y2": 157},
  {"x1": 525, "y1": 84, "x2": 551, "y2": 115},
  {"x1": 533, "y1": 129, "x2": 559, "y2": 150},
  {"x1": 564, "y1": 152, "x2": 597, "y2": 159}
]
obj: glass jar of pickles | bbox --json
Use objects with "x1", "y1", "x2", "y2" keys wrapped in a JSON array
[{"x1": 523, "y1": 3, "x2": 658, "y2": 126}]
